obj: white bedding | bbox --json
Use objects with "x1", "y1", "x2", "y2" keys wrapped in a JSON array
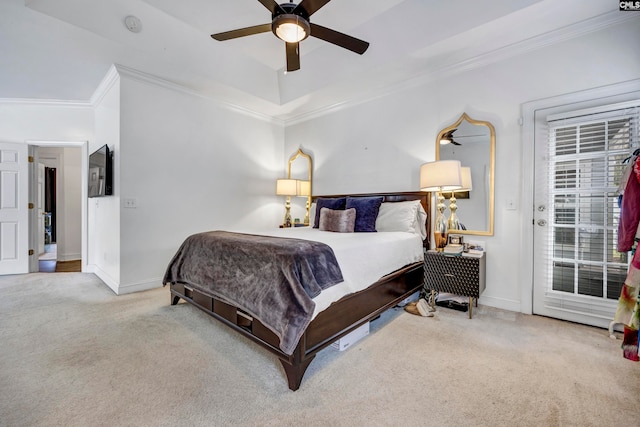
[{"x1": 247, "y1": 228, "x2": 424, "y2": 319}]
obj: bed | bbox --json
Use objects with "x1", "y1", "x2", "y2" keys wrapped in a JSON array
[{"x1": 164, "y1": 192, "x2": 431, "y2": 390}]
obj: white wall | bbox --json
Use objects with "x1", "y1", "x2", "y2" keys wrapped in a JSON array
[
  {"x1": 60, "y1": 147, "x2": 82, "y2": 260},
  {"x1": 0, "y1": 102, "x2": 93, "y2": 143},
  {"x1": 115, "y1": 70, "x2": 284, "y2": 293},
  {"x1": 89, "y1": 71, "x2": 121, "y2": 290},
  {"x1": 284, "y1": 19, "x2": 640, "y2": 313}
]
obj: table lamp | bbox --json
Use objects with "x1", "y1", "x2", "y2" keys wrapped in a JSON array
[
  {"x1": 420, "y1": 160, "x2": 462, "y2": 251},
  {"x1": 448, "y1": 166, "x2": 473, "y2": 231},
  {"x1": 296, "y1": 180, "x2": 311, "y2": 225},
  {"x1": 276, "y1": 178, "x2": 298, "y2": 227}
]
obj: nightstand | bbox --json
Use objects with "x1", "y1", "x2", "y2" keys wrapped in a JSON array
[{"x1": 423, "y1": 250, "x2": 486, "y2": 319}]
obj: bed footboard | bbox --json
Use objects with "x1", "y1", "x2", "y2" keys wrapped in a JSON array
[{"x1": 169, "y1": 261, "x2": 423, "y2": 390}]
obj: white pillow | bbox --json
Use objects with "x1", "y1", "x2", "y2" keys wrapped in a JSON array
[
  {"x1": 309, "y1": 203, "x2": 316, "y2": 225},
  {"x1": 415, "y1": 202, "x2": 428, "y2": 240},
  {"x1": 376, "y1": 200, "x2": 427, "y2": 239}
]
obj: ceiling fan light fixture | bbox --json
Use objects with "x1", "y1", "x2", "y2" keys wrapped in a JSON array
[{"x1": 273, "y1": 14, "x2": 310, "y2": 43}]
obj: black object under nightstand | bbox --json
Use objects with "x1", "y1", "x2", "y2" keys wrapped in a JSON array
[{"x1": 423, "y1": 250, "x2": 486, "y2": 319}]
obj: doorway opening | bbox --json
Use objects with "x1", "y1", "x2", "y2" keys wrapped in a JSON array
[{"x1": 33, "y1": 144, "x2": 84, "y2": 273}]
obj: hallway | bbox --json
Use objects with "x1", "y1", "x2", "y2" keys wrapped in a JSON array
[{"x1": 38, "y1": 244, "x2": 81, "y2": 272}]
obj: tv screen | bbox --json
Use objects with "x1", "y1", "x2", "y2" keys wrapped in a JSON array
[{"x1": 88, "y1": 144, "x2": 113, "y2": 198}]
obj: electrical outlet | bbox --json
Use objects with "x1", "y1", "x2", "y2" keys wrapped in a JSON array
[{"x1": 123, "y1": 198, "x2": 137, "y2": 208}]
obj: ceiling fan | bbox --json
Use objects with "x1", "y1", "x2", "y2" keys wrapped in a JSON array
[
  {"x1": 440, "y1": 129, "x2": 461, "y2": 146},
  {"x1": 440, "y1": 128, "x2": 488, "y2": 146},
  {"x1": 210, "y1": 0, "x2": 370, "y2": 72}
]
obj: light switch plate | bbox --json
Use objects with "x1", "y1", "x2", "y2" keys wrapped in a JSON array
[{"x1": 123, "y1": 198, "x2": 137, "y2": 208}]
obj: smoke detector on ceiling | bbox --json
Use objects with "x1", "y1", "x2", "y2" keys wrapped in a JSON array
[{"x1": 124, "y1": 15, "x2": 142, "y2": 33}]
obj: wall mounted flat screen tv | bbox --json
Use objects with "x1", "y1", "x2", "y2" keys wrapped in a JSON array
[{"x1": 88, "y1": 144, "x2": 113, "y2": 198}]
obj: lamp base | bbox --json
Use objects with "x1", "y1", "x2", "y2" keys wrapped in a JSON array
[
  {"x1": 283, "y1": 201, "x2": 292, "y2": 228},
  {"x1": 435, "y1": 231, "x2": 448, "y2": 252},
  {"x1": 434, "y1": 191, "x2": 448, "y2": 251}
]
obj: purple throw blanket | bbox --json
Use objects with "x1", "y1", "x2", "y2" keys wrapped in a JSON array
[{"x1": 163, "y1": 231, "x2": 344, "y2": 354}]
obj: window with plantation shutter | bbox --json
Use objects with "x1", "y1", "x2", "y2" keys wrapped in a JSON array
[{"x1": 540, "y1": 101, "x2": 639, "y2": 317}]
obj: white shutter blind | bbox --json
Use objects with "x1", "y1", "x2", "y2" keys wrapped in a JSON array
[{"x1": 542, "y1": 101, "x2": 639, "y2": 313}]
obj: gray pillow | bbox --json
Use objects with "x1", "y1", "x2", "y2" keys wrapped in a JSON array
[
  {"x1": 319, "y1": 208, "x2": 356, "y2": 233},
  {"x1": 313, "y1": 197, "x2": 347, "y2": 228}
]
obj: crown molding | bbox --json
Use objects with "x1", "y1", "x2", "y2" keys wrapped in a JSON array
[
  {"x1": 281, "y1": 11, "x2": 634, "y2": 126},
  {"x1": 112, "y1": 64, "x2": 284, "y2": 126},
  {"x1": 0, "y1": 98, "x2": 91, "y2": 108},
  {"x1": 90, "y1": 64, "x2": 120, "y2": 107},
  {"x1": 0, "y1": 65, "x2": 284, "y2": 126}
]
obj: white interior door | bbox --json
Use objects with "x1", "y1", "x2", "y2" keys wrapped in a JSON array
[
  {"x1": 532, "y1": 102, "x2": 638, "y2": 328},
  {"x1": 0, "y1": 142, "x2": 29, "y2": 275},
  {"x1": 38, "y1": 163, "x2": 45, "y2": 255}
]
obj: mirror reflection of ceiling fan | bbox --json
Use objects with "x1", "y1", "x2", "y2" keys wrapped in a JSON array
[
  {"x1": 440, "y1": 129, "x2": 461, "y2": 146},
  {"x1": 439, "y1": 129, "x2": 487, "y2": 146},
  {"x1": 210, "y1": 0, "x2": 370, "y2": 72}
]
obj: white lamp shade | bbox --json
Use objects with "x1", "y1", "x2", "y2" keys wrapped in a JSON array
[
  {"x1": 276, "y1": 178, "x2": 298, "y2": 196},
  {"x1": 454, "y1": 166, "x2": 473, "y2": 192},
  {"x1": 297, "y1": 180, "x2": 310, "y2": 197},
  {"x1": 420, "y1": 160, "x2": 462, "y2": 192}
]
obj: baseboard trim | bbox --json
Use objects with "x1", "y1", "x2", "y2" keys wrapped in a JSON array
[
  {"x1": 84, "y1": 265, "x2": 163, "y2": 295},
  {"x1": 117, "y1": 278, "x2": 163, "y2": 295},
  {"x1": 57, "y1": 253, "x2": 81, "y2": 262},
  {"x1": 478, "y1": 295, "x2": 521, "y2": 313},
  {"x1": 90, "y1": 265, "x2": 118, "y2": 295}
]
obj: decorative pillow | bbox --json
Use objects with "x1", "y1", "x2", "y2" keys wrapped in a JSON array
[
  {"x1": 376, "y1": 200, "x2": 428, "y2": 239},
  {"x1": 313, "y1": 197, "x2": 346, "y2": 228},
  {"x1": 346, "y1": 196, "x2": 384, "y2": 232},
  {"x1": 319, "y1": 208, "x2": 356, "y2": 233}
]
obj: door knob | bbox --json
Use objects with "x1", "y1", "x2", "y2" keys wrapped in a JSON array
[{"x1": 537, "y1": 219, "x2": 547, "y2": 226}]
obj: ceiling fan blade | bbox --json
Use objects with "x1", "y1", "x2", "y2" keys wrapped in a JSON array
[
  {"x1": 211, "y1": 23, "x2": 271, "y2": 41},
  {"x1": 310, "y1": 23, "x2": 369, "y2": 55},
  {"x1": 257, "y1": 0, "x2": 285, "y2": 14},
  {"x1": 286, "y1": 42, "x2": 300, "y2": 72},
  {"x1": 293, "y1": 0, "x2": 331, "y2": 17}
]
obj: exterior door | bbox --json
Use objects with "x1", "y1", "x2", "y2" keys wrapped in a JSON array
[
  {"x1": 532, "y1": 102, "x2": 637, "y2": 328},
  {"x1": 0, "y1": 142, "x2": 29, "y2": 275}
]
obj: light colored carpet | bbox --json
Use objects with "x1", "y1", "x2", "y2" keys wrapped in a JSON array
[{"x1": 1, "y1": 273, "x2": 638, "y2": 426}]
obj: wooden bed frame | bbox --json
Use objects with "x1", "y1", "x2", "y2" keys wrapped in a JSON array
[{"x1": 169, "y1": 191, "x2": 431, "y2": 390}]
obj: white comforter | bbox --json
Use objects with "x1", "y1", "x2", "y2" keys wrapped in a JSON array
[{"x1": 245, "y1": 228, "x2": 424, "y2": 319}]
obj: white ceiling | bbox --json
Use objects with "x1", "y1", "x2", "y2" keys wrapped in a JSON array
[{"x1": 0, "y1": 0, "x2": 623, "y2": 122}]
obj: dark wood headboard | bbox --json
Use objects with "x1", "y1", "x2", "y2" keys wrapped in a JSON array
[{"x1": 312, "y1": 191, "x2": 431, "y2": 249}]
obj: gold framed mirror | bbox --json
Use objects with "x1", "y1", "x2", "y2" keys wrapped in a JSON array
[
  {"x1": 287, "y1": 148, "x2": 313, "y2": 225},
  {"x1": 436, "y1": 113, "x2": 494, "y2": 236}
]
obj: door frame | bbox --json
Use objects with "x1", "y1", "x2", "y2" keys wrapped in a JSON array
[
  {"x1": 520, "y1": 79, "x2": 640, "y2": 316},
  {"x1": 27, "y1": 140, "x2": 88, "y2": 273}
]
